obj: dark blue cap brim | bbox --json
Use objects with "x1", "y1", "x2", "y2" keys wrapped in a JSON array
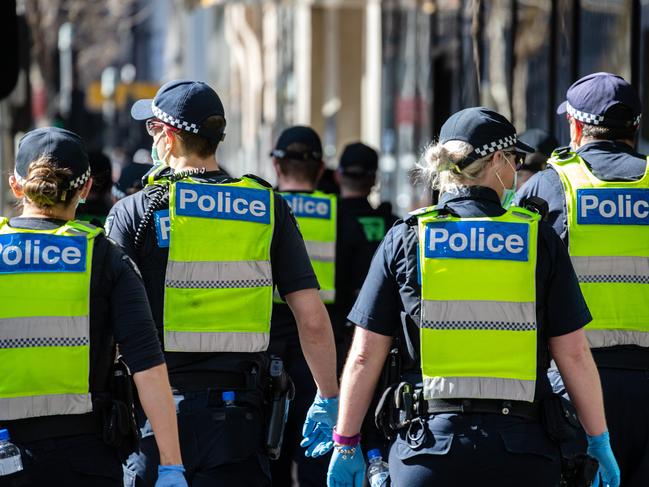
[
  {"x1": 556, "y1": 101, "x2": 568, "y2": 115},
  {"x1": 515, "y1": 139, "x2": 535, "y2": 154},
  {"x1": 131, "y1": 99, "x2": 154, "y2": 120}
]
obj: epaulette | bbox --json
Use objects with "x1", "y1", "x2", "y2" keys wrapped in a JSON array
[
  {"x1": 518, "y1": 196, "x2": 549, "y2": 220},
  {"x1": 242, "y1": 173, "x2": 273, "y2": 188},
  {"x1": 551, "y1": 146, "x2": 573, "y2": 160}
]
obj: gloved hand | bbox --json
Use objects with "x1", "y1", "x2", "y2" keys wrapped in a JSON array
[
  {"x1": 587, "y1": 431, "x2": 620, "y2": 487},
  {"x1": 301, "y1": 393, "x2": 339, "y2": 457},
  {"x1": 156, "y1": 465, "x2": 188, "y2": 487},
  {"x1": 327, "y1": 445, "x2": 365, "y2": 487}
]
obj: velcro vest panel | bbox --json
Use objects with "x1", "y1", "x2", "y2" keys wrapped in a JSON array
[
  {"x1": 549, "y1": 153, "x2": 649, "y2": 348},
  {"x1": 164, "y1": 178, "x2": 275, "y2": 352},
  {"x1": 417, "y1": 207, "x2": 539, "y2": 402},
  {"x1": 0, "y1": 219, "x2": 100, "y2": 421},
  {"x1": 277, "y1": 191, "x2": 337, "y2": 303}
]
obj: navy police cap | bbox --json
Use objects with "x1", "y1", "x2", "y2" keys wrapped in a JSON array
[
  {"x1": 439, "y1": 107, "x2": 533, "y2": 168},
  {"x1": 131, "y1": 79, "x2": 226, "y2": 142},
  {"x1": 271, "y1": 126, "x2": 323, "y2": 161},
  {"x1": 557, "y1": 72, "x2": 642, "y2": 128},
  {"x1": 15, "y1": 127, "x2": 91, "y2": 190},
  {"x1": 339, "y1": 142, "x2": 378, "y2": 176}
]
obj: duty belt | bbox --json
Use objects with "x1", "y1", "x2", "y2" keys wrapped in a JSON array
[
  {"x1": 426, "y1": 398, "x2": 541, "y2": 420},
  {"x1": 169, "y1": 370, "x2": 259, "y2": 392}
]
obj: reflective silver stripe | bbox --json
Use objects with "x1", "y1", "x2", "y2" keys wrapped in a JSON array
[
  {"x1": 0, "y1": 393, "x2": 92, "y2": 421},
  {"x1": 165, "y1": 260, "x2": 272, "y2": 289},
  {"x1": 164, "y1": 330, "x2": 269, "y2": 353},
  {"x1": 305, "y1": 241, "x2": 336, "y2": 262},
  {"x1": 319, "y1": 289, "x2": 336, "y2": 302},
  {"x1": 421, "y1": 300, "x2": 536, "y2": 331},
  {"x1": 0, "y1": 316, "x2": 89, "y2": 342},
  {"x1": 423, "y1": 376, "x2": 536, "y2": 402},
  {"x1": 586, "y1": 329, "x2": 649, "y2": 348},
  {"x1": 572, "y1": 256, "x2": 649, "y2": 284}
]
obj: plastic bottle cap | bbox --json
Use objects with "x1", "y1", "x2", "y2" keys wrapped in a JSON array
[
  {"x1": 0, "y1": 429, "x2": 9, "y2": 441},
  {"x1": 222, "y1": 391, "x2": 235, "y2": 402},
  {"x1": 367, "y1": 448, "x2": 381, "y2": 460}
]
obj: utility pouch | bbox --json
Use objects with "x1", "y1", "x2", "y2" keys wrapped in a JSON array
[
  {"x1": 101, "y1": 357, "x2": 140, "y2": 461},
  {"x1": 375, "y1": 382, "x2": 415, "y2": 441},
  {"x1": 265, "y1": 356, "x2": 295, "y2": 460},
  {"x1": 542, "y1": 394, "x2": 580, "y2": 443},
  {"x1": 560, "y1": 454, "x2": 599, "y2": 487}
]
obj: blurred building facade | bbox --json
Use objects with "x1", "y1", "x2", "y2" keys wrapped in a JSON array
[{"x1": 3, "y1": 0, "x2": 649, "y2": 216}]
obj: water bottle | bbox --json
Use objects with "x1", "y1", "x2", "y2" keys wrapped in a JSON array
[
  {"x1": 0, "y1": 429, "x2": 22, "y2": 476},
  {"x1": 222, "y1": 391, "x2": 236, "y2": 407},
  {"x1": 367, "y1": 448, "x2": 389, "y2": 487}
]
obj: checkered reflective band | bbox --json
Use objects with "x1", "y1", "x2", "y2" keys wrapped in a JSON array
[
  {"x1": 69, "y1": 167, "x2": 91, "y2": 189},
  {"x1": 566, "y1": 102, "x2": 605, "y2": 125},
  {"x1": 152, "y1": 103, "x2": 200, "y2": 134},
  {"x1": 421, "y1": 320, "x2": 536, "y2": 331},
  {"x1": 0, "y1": 336, "x2": 89, "y2": 349},
  {"x1": 473, "y1": 135, "x2": 517, "y2": 157}
]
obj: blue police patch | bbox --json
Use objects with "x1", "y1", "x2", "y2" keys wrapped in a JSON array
[
  {"x1": 0, "y1": 234, "x2": 87, "y2": 273},
  {"x1": 281, "y1": 194, "x2": 331, "y2": 219},
  {"x1": 577, "y1": 188, "x2": 649, "y2": 225},
  {"x1": 424, "y1": 221, "x2": 529, "y2": 262},
  {"x1": 175, "y1": 182, "x2": 271, "y2": 224},
  {"x1": 154, "y1": 209, "x2": 170, "y2": 248}
]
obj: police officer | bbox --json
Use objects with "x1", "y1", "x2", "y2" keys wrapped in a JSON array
[
  {"x1": 516, "y1": 129, "x2": 559, "y2": 189},
  {"x1": 334, "y1": 142, "x2": 398, "y2": 334},
  {"x1": 315, "y1": 107, "x2": 620, "y2": 487},
  {"x1": 516, "y1": 72, "x2": 648, "y2": 487},
  {"x1": 268, "y1": 126, "x2": 337, "y2": 486},
  {"x1": 0, "y1": 127, "x2": 186, "y2": 487},
  {"x1": 106, "y1": 81, "x2": 339, "y2": 486}
]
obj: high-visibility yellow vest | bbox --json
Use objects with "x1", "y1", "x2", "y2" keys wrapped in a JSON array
[
  {"x1": 278, "y1": 191, "x2": 336, "y2": 303},
  {"x1": 164, "y1": 177, "x2": 275, "y2": 353},
  {"x1": 0, "y1": 219, "x2": 101, "y2": 421},
  {"x1": 417, "y1": 206, "x2": 539, "y2": 402},
  {"x1": 550, "y1": 152, "x2": 649, "y2": 348}
]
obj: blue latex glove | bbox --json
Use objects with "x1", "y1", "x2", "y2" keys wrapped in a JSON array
[
  {"x1": 587, "y1": 431, "x2": 620, "y2": 487},
  {"x1": 327, "y1": 445, "x2": 365, "y2": 487},
  {"x1": 301, "y1": 393, "x2": 339, "y2": 457},
  {"x1": 156, "y1": 465, "x2": 188, "y2": 487}
]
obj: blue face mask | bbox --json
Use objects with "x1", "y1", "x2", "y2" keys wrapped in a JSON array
[
  {"x1": 151, "y1": 133, "x2": 166, "y2": 166},
  {"x1": 151, "y1": 145, "x2": 164, "y2": 166},
  {"x1": 496, "y1": 155, "x2": 518, "y2": 209}
]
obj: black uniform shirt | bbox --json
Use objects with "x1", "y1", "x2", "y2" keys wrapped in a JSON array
[
  {"x1": 1, "y1": 217, "x2": 164, "y2": 439},
  {"x1": 107, "y1": 170, "x2": 318, "y2": 376},
  {"x1": 348, "y1": 187, "x2": 592, "y2": 400},
  {"x1": 515, "y1": 141, "x2": 649, "y2": 367},
  {"x1": 335, "y1": 198, "x2": 398, "y2": 330}
]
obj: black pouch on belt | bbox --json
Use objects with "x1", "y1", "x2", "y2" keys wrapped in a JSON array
[
  {"x1": 100, "y1": 356, "x2": 140, "y2": 461},
  {"x1": 265, "y1": 356, "x2": 295, "y2": 460},
  {"x1": 541, "y1": 394, "x2": 580, "y2": 443}
]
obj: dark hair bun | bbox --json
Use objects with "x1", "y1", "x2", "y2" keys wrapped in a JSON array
[{"x1": 22, "y1": 157, "x2": 73, "y2": 208}]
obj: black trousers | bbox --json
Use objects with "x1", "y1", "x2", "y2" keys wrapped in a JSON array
[
  {"x1": 269, "y1": 342, "x2": 330, "y2": 487},
  {"x1": 0, "y1": 434, "x2": 122, "y2": 487},
  {"x1": 125, "y1": 390, "x2": 271, "y2": 487},
  {"x1": 388, "y1": 413, "x2": 561, "y2": 487},
  {"x1": 599, "y1": 368, "x2": 649, "y2": 487}
]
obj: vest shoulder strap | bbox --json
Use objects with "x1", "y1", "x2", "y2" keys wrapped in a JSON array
[
  {"x1": 242, "y1": 174, "x2": 273, "y2": 189},
  {"x1": 66, "y1": 220, "x2": 104, "y2": 239}
]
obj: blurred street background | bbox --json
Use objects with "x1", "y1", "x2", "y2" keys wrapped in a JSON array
[{"x1": 1, "y1": 0, "x2": 648, "y2": 216}]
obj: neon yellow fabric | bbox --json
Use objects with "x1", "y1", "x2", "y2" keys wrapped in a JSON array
[
  {"x1": 550, "y1": 153, "x2": 649, "y2": 344},
  {"x1": 0, "y1": 219, "x2": 100, "y2": 419},
  {"x1": 417, "y1": 207, "x2": 539, "y2": 401},
  {"x1": 277, "y1": 191, "x2": 336, "y2": 303},
  {"x1": 164, "y1": 177, "x2": 275, "y2": 352}
]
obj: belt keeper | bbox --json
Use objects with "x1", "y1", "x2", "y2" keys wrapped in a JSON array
[{"x1": 333, "y1": 428, "x2": 361, "y2": 447}]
